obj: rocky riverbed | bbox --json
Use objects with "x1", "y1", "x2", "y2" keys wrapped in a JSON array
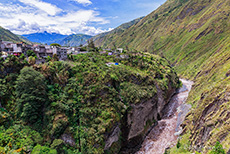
[{"x1": 136, "y1": 79, "x2": 193, "y2": 154}]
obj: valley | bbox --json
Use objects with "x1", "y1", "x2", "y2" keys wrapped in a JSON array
[
  {"x1": 0, "y1": 0, "x2": 230, "y2": 153},
  {"x1": 137, "y1": 79, "x2": 193, "y2": 154}
]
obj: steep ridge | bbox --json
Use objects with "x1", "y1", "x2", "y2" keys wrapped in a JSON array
[
  {"x1": 94, "y1": 0, "x2": 230, "y2": 153},
  {"x1": 59, "y1": 34, "x2": 92, "y2": 47},
  {"x1": 0, "y1": 26, "x2": 25, "y2": 42},
  {"x1": 92, "y1": 17, "x2": 144, "y2": 47}
]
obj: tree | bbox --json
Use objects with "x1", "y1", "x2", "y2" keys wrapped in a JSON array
[
  {"x1": 125, "y1": 45, "x2": 129, "y2": 52},
  {"x1": 87, "y1": 39, "x2": 98, "y2": 52},
  {"x1": 19, "y1": 53, "x2": 26, "y2": 60},
  {"x1": 210, "y1": 141, "x2": 225, "y2": 154},
  {"x1": 112, "y1": 42, "x2": 116, "y2": 50},
  {"x1": 80, "y1": 46, "x2": 87, "y2": 51},
  {"x1": 50, "y1": 43, "x2": 61, "y2": 47},
  {"x1": 52, "y1": 54, "x2": 59, "y2": 61},
  {"x1": 154, "y1": 13, "x2": 159, "y2": 20},
  {"x1": 32, "y1": 145, "x2": 57, "y2": 154},
  {"x1": 46, "y1": 56, "x2": 52, "y2": 62},
  {"x1": 26, "y1": 50, "x2": 36, "y2": 57},
  {"x1": 28, "y1": 56, "x2": 36, "y2": 65},
  {"x1": 0, "y1": 78, "x2": 7, "y2": 106},
  {"x1": 87, "y1": 39, "x2": 95, "y2": 49},
  {"x1": 16, "y1": 67, "x2": 47, "y2": 126}
]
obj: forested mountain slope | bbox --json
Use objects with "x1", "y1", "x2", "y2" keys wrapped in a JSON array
[
  {"x1": 94, "y1": 0, "x2": 230, "y2": 153},
  {"x1": 0, "y1": 26, "x2": 25, "y2": 42}
]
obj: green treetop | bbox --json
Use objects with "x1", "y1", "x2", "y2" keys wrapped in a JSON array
[{"x1": 15, "y1": 67, "x2": 47, "y2": 127}]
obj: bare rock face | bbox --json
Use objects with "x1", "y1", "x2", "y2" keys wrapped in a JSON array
[
  {"x1": 104, "y1": 125, "x2": 121, "y2": 150},
  {"x1": 127, "y1": 98, "x2": 158, "y2": 140},
  {"x1": 104, "y1": 82, "x2": 177, "y2": 153},
  {"x1": 126, "y1": 82, "x2": 176, "y2": 147},
  {"x1": 183, "y1": 84, "x2": 230, "y2": 153},
  {"x1": 60, "y1": 134, "x2": 76, "y2": 147}
]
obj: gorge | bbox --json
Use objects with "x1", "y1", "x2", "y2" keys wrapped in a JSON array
[
  {"x1": 92, "y1": 0, "x2": 230, "y2": 152},
  {"x1": 1, "y1": 0, "x2": 230, "y2": 153},
  {"x1": 137, "y1": 79, "x2": 193, "y2": 154}
]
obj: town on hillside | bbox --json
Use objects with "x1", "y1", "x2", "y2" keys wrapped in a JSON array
[
  {"x1": 0, "y1": 40, "x2": 84, "y2": 62},
  {"x1": 0, "y1": 40, "x2": 126, "y2": 63}
]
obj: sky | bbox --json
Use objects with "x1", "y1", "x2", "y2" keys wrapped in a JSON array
[{"x1": 0, "y1": 0, "x2": 166, "y2": 36}]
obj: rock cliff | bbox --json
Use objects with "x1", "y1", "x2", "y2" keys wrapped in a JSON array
[{"x1": 105, "y1": 81, "x2": 177, "y2": 153}]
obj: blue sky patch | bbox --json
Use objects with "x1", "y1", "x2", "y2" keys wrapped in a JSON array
[{"x1": 0, "y1": 0, "x2": 166, "y2": 35}]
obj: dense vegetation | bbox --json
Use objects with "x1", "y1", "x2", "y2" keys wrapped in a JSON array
[
  {"x1": 93, "y1": 0, "x2": 230, "y2": 153},
  {"x1": 0, "y1": 51, "x2": 180, "y2": 153},
  {"x1": 2, "y1": 0, "x2": 229, "y2": 152}
]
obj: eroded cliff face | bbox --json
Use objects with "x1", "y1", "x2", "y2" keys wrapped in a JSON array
[
  {"x1": 104, "y1": 81, "x2": 177, "y2": 153},
  {"x1": 182, "y1": 81, "x2": 230, "y2": 153},
  {"x1": 127, "y1": 82, "x2": 176, "y2": 141}
]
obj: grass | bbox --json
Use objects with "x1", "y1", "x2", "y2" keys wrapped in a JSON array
[{"x1": 92, "y1": 0, "x2": 230, "y2": 152}]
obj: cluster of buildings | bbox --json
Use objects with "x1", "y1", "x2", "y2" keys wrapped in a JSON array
[
  {"x1": 0, "y1": 40, "x2": 82, "y2": 61},
  {"x1": 0, "y1": 40, "x2": 126, "y2": 64}
]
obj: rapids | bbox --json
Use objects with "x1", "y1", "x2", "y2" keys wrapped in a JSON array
[{"x1": 136, "y1": 79, "x2": 193, "y2": 154}]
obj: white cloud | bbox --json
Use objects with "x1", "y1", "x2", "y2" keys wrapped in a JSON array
[
  {"x1": 0, "y1": 1, "x2": 111, "y2": 36},
  {"x1": 72, "y1": 0, "x2": 92, "y2": 5},
  {"x1": 19, "y1": 0, "x2": 62, "y2": 16}
]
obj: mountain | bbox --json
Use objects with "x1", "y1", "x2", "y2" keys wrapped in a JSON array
[
  {"x1": 59, "y1": 34, "x2": 92, "y2": 47},
  {"x1": 92, "y1": 17, "x2": 144, "y2": 47},
  {"x1": 22, "y1": 31, "x2": 68, "y2": 45},
  {"x1": 93, "y1": 0, "x2": 230, "y2": 153},
  {"x1": 0, "y1": 26, "x2": 24, "y2": 42},
  {"x1": 17, "y1": 35, "x2": 32, "y2": 44}
]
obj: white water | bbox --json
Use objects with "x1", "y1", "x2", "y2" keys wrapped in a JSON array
[{"x1": 136, "y1": 79, "x2": 193, "y2": 154}]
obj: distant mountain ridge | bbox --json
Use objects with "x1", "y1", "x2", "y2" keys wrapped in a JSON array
[
  {"x1": 22, "y1": 31, "x2": 68, "y2": 45},
  {"x1": 1, "y1": 17, "x2": 143, "y2": 46},
  {"x1": 22, "y1": 32, "x2": 92, "y2": 46}
]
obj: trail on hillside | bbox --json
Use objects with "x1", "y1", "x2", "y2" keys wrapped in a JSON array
[{"x1": 136, "y1": 79, "x2": 193, "y2": 154}]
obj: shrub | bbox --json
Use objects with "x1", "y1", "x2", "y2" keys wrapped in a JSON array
[
  {"x1": 26, "y1": 50, "x2": 36, "y2": 57},
  {"x1": 210, "y1": 142, "x2": 225, "y2": 154},
  {"x1": 31, "y1": 144, "x2": 57, "y2": 154}
]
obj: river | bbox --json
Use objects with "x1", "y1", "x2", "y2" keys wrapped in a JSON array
[{"x1": 136, "y1": 79, "x2": 193, "y2": 154}]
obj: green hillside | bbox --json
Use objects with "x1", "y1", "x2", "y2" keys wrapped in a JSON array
[
  {"x1": 92, "y1": 17, "x2": 144, "y2": 47},
  {"x1": 60, "y1": 34, "x2": 92, "y2": 47},
  {"x1": 0, "y1": 26, "x2": 24, "y2": 43},
  {"x1": 94, "y1": 0, "x2": 230, "y2": 153},
  {"x1": 0, "y1": 53, "x2": 180, "y2": 153},
  {"x1": 17, "y1": 35, "x2": 33, "y2": 44}
]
